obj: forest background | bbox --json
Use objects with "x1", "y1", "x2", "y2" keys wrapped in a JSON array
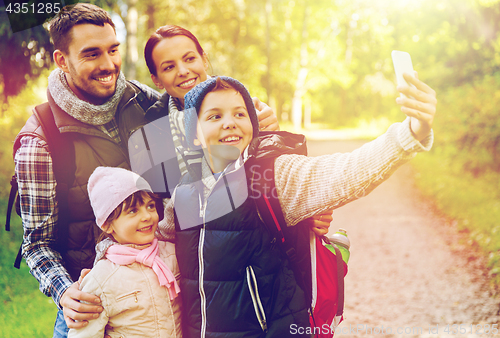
[{"x1": 1, "y1": 0, "x2": 500, "y2": 336}]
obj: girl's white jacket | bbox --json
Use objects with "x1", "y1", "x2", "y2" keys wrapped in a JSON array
[{"x1": 68, "y1": 240, "x2": 182, "y2": 338}]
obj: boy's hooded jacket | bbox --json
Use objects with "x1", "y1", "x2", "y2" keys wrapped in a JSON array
[
  {"x1": 174, "y1": 133, "x2": 311, "y2": 338},
  {"x1": 175, "y1": 77, "x2": 311, "y2": 337}
]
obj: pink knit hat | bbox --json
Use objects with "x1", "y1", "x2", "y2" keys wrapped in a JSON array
[{"x1": 88, "y1": 167, "x2": 153, "y2": 228}]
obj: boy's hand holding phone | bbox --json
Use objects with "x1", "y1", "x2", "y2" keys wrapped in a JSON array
[{"x1": 392, "y1": 51, "x2": 437, "y2": 142}]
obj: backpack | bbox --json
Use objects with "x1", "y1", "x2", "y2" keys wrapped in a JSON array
[
  {"x1": 249, "y1": 131, "x2": 348, "y2": 337},
  {"x1": 5, "y1": 81, "x2": 157, "y2": 268}
]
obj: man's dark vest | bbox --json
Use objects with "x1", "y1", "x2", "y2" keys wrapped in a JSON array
[
  {"x1": 174, "y1": 132, "x2": 311, "y2": 338},
  {"x1": 13, "y1": 83, "x2": 157, "y2": 281}
]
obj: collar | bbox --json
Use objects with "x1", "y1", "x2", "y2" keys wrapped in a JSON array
[{"x1": 47, "y1": 68, "x2": 126, "y2": 126}]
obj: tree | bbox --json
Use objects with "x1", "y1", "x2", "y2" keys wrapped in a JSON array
[{"x1": 0, "y1": 0, "x2": 53, "y2": 101}]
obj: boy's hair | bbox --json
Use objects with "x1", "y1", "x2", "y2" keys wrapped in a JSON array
[
  {"x1": 48, "y1": 3, "x2": 115, "y2": 54},
  {"x1": 209, "y1": 77, "x2": 236, "y2": 95},
  {"x1": 99, "y1": 190, "x2": 164, "y2": 242}
]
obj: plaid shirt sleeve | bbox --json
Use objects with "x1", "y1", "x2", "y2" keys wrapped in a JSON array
[{"x1": 14, "y1": 135, "x2": 73, "y2": 309}]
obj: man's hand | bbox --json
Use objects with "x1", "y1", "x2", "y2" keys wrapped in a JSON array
[
  {"x1": 60, "y1": 269, "x2": 103, "y2": 329},
  {"x1": 253, "y1": 97, "x2": 280, "y2": 131},
  {"x1": 396, "y1": 72, "x2": 437, "y2": 141},
  {"x1": 308, "y1": 211, "x2": 333, "y2": 237}
]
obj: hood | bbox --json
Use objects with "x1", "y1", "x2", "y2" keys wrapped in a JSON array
[{"x1": 249, "y1": 131, "x2": 308, "y2": 160}]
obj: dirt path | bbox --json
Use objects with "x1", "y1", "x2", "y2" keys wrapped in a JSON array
[{"x1": 307, "y1": 140, "x2": 500, "y2": 338}]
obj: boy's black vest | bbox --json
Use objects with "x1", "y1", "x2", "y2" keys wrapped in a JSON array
[
  {"x1": 10, "y1": 82, "x2": 158, "y2": 281},
  {"x1": 174, "y1": 131, "x2": 312, "y2": 338}
]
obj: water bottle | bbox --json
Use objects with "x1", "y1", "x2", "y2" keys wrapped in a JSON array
[{"x1": 326, "y1": 228, "x2": 350, "y2": 264}]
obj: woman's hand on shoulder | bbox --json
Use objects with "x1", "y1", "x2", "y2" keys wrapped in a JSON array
[{"x1": 252, "y1": 97, "x2": 280, "y2": 132}]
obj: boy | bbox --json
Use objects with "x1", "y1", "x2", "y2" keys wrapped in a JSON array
[{"x1": 165, "y1": 76, "x2": 435, "y2": 337}]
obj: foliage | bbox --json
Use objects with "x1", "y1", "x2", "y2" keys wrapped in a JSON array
[
  {"x1": 412, "y1": 150, "x2": 500, "y2": 286},
  {"x1": 0, "y1": 2, "x2": 53, "y2": 101},
  {"x1": 0, "y1": 200, "x2": 56, "y2": 337},
  {"x1": 0, "y1": 71, "x2": 48, "y2": 196},
  {"x1": 434, "y1": 74, "x2": 500, "y2": 175}
]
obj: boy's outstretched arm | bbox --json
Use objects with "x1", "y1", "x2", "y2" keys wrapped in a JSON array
[
  {"x1": 274, "y1": 73, "x2": 436, "y2": 228},
  {"x1": 396, "y1": 72, "x2": 437, "y2": 141}
]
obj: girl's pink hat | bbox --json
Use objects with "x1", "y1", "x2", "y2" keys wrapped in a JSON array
[{"x1": 88, "y1": 167, "x2": 153, "y2": 228}]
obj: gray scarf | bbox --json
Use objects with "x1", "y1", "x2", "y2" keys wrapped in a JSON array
[{"x1": 48, "y1": 68, "x2": 126, "y2": 126}]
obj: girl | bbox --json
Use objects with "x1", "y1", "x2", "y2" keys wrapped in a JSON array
[{"x1": 68, "y1": 166, "x2": 181, "y2": 338}]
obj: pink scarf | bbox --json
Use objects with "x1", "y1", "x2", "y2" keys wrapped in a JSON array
[{"x1": 105, "y1": 238, "x2": 180, "y2": 300}]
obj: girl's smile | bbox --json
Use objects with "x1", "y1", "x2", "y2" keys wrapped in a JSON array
[{"x1": 104, "y1": 198, "x2": 159, "y2": 245}]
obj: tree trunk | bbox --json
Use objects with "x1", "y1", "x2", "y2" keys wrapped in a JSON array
[
  {"x1": 304, "y1": 96, "x2": 312, "y2": 129},
  {"x1": 145, "y1": 2, "x2": 156, "y2": 34},
  {"x1": 124, "y1": 0, "x2": 138, "y2": 80},
  {"x1": 291, "y1": 5, "x2": 310, "y2": 130},
  {"x1": 265, "y1": 0, "x2": 272, "y2": 104}
]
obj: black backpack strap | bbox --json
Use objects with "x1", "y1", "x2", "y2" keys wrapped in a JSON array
[
  {"x1": 332, "y1": 242, "x2": 345, "y2": 316},
  {"x1": 9, "y1": 103, "x2": 75, "y2": 269},
  {"x1": 33, "y1": 103, "x2": 76, "y2": 192},
  {"x1": 33, "y1": 103, "x2": 75, "y2": 254},
  {"x1": 250, "y1": 157, "x2": 311, "y2": 305},
  {"x1": 5, "y1": 175, "x2": 18, "y2": 232},
  {"x1": 5, "y1": 175, "x2": 23, "y2": 268}
]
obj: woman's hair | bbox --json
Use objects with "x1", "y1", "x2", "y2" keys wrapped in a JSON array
[
  {"x1": 98, "y1": 190, "x2": 164, "y2": 242},
  {"x1": 145, "y1": 25, "x2": 206, "y2": 76}
]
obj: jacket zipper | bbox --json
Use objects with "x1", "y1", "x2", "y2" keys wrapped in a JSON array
[
  {"x1": 199, "y1": 193, "x2": 211, "y2": 338},
  {"x1": 246, "y1": 266, "x2": 268, "y2": 332},
  {"x1": 198, "y1": 166, "x2": 238, "y2": 337},
  {"x1": 116, "y1": 290, "x2": 141, "y2": 303}
]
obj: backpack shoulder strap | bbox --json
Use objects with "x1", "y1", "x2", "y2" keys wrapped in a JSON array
[
  {"x1": 33, "y1": 103, "x2": 76, "y2": 191},
  {"x1": 5, "y1": 175, "x2": 18, "y2": 232},
  {"x1": 7, "y1": 102, "x2": 75, "y2": 268},
  {"x1": 250, "y1": 157, "x2": 290, "y2": 253},
  {"x1": 33, "y1": 103, "x2": 75, "y2": 257},
  {"x1": 250, "y1": 155, "x2": 313, "y2": 306}
]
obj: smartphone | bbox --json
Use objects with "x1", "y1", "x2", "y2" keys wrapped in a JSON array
[{"x1": 391, "y1": 50, "x2": 414, "y2": 98}]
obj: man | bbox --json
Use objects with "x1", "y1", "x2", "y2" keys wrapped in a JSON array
[{"x1": 13, "y1": 4, "x2": 161, "y2": 336}]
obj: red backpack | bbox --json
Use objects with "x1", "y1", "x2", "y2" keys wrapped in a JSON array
[{"x1": 250, "y1": 131, "x2": 348, "y2": 337}]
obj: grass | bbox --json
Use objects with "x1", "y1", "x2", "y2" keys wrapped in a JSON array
[
  {"x1": 0, "y1": 200, "x2": 57, "y2": 337},
  {"x1": 411, "y1": 148, "x2": 500, "y2": 287}
]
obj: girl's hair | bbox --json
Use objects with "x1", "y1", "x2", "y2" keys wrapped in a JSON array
[
  {"x1": 145, "y1": 25, "x2": 206, "y2": 76},
  {"x1": 98, "y1": 190, "x2": 164, "y2": 243}
]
